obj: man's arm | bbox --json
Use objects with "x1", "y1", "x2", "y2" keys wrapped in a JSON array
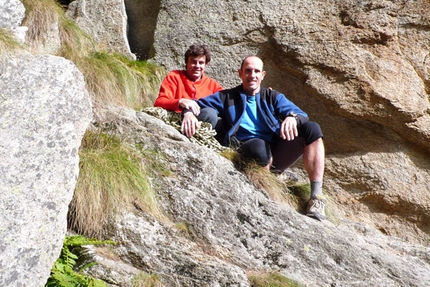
[
  {"x1": 273, "y1": 93, "x2": 308, "y2": 122},
  {"x1": 272, "y1": 91, "x2": 309, "y2": 140},
  {"x1": 154, "y1": 71, "x2": 185, "y2": 112}
]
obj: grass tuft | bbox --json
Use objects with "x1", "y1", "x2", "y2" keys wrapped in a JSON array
[
  {"x1": 57, "y1": 16, "x2": 165, "y2": 109},
  {"x1": 287, "y1": 183, "x2": 311, "y2": 214},
  {"x1": 132, "y1": 272, "x2": 163, "y2": 287},
  {"x1": 21, "y1": 0, "x2": 63, "y2": 46},
  {"x1": 69, "y1": 130, "x2": 164, "y2": 238},
  {"x1": 248, "y1": 271, "x2": 303, "y2": 287},
  {"x1": 22, "y1": 0, "x2": 165, "y2": 110},
  {"x1": 74, "y1": 52, "x2": 165, "y2": 109},
  {"x1": 58, "y1": 15, "x2": 97, "y2": 58},
  {"x1": 0, "y1": 28, "x2": 22, "y2": 54},
  {"x1": 220, "y1": 148, "x2": 241, "y2": 162},
  {"x1": 241, "y1": 161, "x2": 296, "y2": 206}
]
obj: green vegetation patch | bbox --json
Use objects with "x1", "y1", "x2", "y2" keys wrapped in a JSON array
[
  {"x1": 287, "y1": 183, "x2": 311, "y2": 214},
  {"x1": 77, "y1": 52, "x2": 164, "y2": 109},
  {"x1": 248, "y1": 271, "x2": 303, "y2": 287},
  {"x1": 46, "y1": 235, "x2": 115, "y2": 287},
  {"x1": 22, "y1": 0, "x2": 165, "y2": 110}
]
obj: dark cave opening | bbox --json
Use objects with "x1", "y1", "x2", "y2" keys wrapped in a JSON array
[
  {"x1": 55, "y1": 0, "x2": 160, "y2": 61},
  {"x1": 124, "y1": 0, "x2": 161, "y2": 60}
]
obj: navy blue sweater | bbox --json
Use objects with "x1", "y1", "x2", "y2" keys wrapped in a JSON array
[{"x1": 196, "y1": 85, "x2": 309, "y2": 146}]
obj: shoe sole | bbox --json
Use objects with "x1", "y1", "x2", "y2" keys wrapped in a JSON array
[{"x1": 306, "y1": 212, "x2": 325, "y2": 221}]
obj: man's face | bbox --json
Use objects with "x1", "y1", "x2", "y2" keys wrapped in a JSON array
[
  {"x1": 238, "y1": 56, "x2": 266, "y2": 96},
  {"x1": 186, "y1": 55, "x2": 207, "y2": 81}
]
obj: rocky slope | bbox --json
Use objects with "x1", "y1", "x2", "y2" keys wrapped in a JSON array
[
  {"x1": 1, "y1": 0, "x2": 430, "y2": 286},
  {"x1": 148, "y1": 0, "x2": 430, "y2": 246}
]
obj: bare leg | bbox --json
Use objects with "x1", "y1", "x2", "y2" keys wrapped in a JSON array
[
  {"x1": 303, "y1": 138, "x2": 324, "y2": 181},
  {"x1": 264, "y1": 157, "x2": 273, "y2": 171}
]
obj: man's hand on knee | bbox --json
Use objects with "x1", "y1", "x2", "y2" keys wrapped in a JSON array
[
  {"x1": 280, "y1": 116, "x2": 298, "y2": 141},
  {"x1": 181, "y1": 112, "x2": 200, "y2": 138}
]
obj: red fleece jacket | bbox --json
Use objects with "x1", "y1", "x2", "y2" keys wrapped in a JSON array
[{"x1": 154, "y1": 70, "x2": 222, "y2": 113}]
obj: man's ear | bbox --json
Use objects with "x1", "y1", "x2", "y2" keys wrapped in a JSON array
[
  {"x1": 238, "y1": 68, "x2": 243, "y2": 78},
  {"x1": 262, "y1": 70, "x2": 266, "y2": 79}
]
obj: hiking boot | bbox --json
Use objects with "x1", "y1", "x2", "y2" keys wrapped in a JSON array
[{"x1": 306, "y1": 196, "x2": 327, "y2": 221}]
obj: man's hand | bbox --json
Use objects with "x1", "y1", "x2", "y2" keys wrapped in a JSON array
[
  {"x1": 179, "y1": 99, "x2": 200, "y2": 115},
  {"x1": 280, "y1": 116, "x2": 298, "y2": 141},
  {"x1": 181, "y1": 112, "x2": 200, "y2": 138}
]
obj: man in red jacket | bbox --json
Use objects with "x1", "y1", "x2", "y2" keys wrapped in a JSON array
[{"x1": 154, "y1": 44, "x2": 222, "y2": 137}]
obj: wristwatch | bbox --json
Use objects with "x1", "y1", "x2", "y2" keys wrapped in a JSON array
[{"x1": 287, "y1": 112, "x2": 297, "y2": 119}]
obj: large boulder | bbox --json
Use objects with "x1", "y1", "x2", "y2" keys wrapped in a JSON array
[
  {"x1": 66, "y1": 0, "x2": 136, "y2": 59},
  {"x1": 0, "y1": 0, "x2": 27, "y2": 43},
  {"x1": 0, "y1": 53, "x2": 92, "y2": 286}
]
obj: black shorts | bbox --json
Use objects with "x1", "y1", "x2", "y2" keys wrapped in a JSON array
[{"x1": 237, "y1": 121, "x2": 323, "y2": 172}]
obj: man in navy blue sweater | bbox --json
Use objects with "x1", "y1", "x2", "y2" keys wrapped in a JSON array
[{"x1": 182, "y1": 56, "x2": 327, "y2": 221}]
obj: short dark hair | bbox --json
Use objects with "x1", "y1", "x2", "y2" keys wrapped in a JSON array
[{"x1": 184, "y1": 44, "x2": 211, "y2": 64}]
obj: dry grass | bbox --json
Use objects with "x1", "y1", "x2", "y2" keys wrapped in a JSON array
[
  {"x1": 132, "y1": 272, "x2": 163, "y2": 287},
  {"x1": 58, "y1": 14, "x2": 165, "y2": 110},
  {"x1": 241, "y1": 161, "x2": 298, "y2": 207},
  {"x1": 21, "y1": 0, "x2": 165, "y2": 110},
  {"x1": 228, "y1": 155, "x2": 334, "y2": 219},
  {"x1": 69, "y1": 130, "x2": 166, "y2": 238},
  {"x1": 0, "y1": 28, "x2": 22, "y2": 54},
  {"x1": 21, "y1": 0, "x2": 63, "y2": 46},
  {"x1": 20, "y1": 0, "x2": 168, "y2": 238}
]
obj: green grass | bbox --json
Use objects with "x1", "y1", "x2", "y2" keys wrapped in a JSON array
[
  {"x1": 69, "y1": 130, "x2": 165, "y2": 238},
  {"x1": 58, "y1": 16, "x2": 165, "y2": 110},
  {"x1": 287, "y1": 183, "x2": 311, "y2": 214},
  {"x1": 74, "y1": 52, "x2": 164, "y2": 109},
  {"x1": 21, "y1": 0, "x2": 169, "y2": 239},
  {"x1": 58, "y1": 15, "x2": 97, "y2": 58},
  {"x1": 248, "y1": 271, "x2": 303, "y2": 287}
]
